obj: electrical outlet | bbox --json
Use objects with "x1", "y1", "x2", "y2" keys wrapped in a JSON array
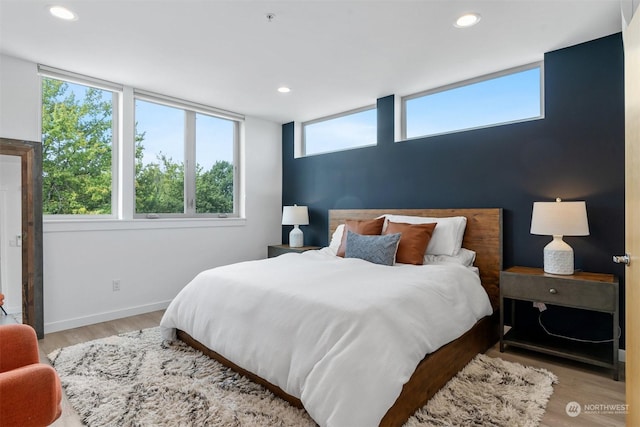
[{"x1": 112, "y1": 279, "x2": 121, "y2": 292}]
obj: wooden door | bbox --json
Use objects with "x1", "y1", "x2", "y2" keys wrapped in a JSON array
[{"x1": 625, "y1": 10, "x2": 640, "y2": 424}]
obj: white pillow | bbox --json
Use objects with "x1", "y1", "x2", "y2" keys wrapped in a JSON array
[
  {"x1": 328, "y1": 224, "x2": 345, "y2": 254},
  {"x1": 424, "y1": 248, "x2": 476, "y2": 267},
  {"x1": 383, "y1": 215, "x2": 467, "y2": 257}
]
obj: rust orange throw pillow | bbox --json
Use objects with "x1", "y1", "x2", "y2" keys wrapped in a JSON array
[
  {"x1": 384, "y1": 221, "x2": 437, "y2": 265},
  {"x1": 337, "y1": 217, "x2": 385, "y2": 257}
]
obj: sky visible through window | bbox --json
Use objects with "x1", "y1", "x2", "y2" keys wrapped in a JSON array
[
  {"x1": 135, "y1": 100, "x2": 234, "y2": 171},
  {"x1": 304, "y1": 108, "x2": 377, "y2": 156},
  {"x1": 195, "y1": 112, "x2": 234, "y2": 171},
  {"x1": 135, "y1": 100, "x2": 185, "y2": 168},
  {"x1": 405, "y1": 67, "x2": 541, "y2": 138},
  {"x1": 64, "y1": 82, "x2": 233, "y2": 170}
]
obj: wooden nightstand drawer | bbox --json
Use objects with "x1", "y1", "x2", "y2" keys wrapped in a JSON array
[{"x1": 501, "y1": 271, "x2": 617, "y2": 312}]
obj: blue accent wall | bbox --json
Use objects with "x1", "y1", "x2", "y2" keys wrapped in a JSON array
[{"x1": 282, "y1": 34, "x2": 625, "y2": 346}]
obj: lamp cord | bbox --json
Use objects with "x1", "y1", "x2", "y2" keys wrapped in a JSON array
[{"x1": 538, "y1": 311, "x2": 621, "y2": 344}]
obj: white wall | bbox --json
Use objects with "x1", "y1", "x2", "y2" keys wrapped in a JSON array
[
  {"x1": 0, "y1": 55, "x2": 40, "y2": 141},
  {"x1": 0, "y1": 155, "x2": 22, "y2": 314},
  {"x1": 0, "y1": 54, "x2": 283, "y2": 333}
]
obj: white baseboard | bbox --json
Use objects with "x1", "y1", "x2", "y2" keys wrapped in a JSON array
[{"x1": 44, "y1": 300, "x2": 172, "y2": 334}]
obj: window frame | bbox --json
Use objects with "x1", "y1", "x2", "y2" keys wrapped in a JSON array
[
  {"x1": 38, "y1": 66, "x2": 244, "y2": 222},
  {"x1": 132, "y1": 91, "x2": 241, "y2": 219},
  {"x1": 301, "y1": 104, "x2": 377, "y2": 157},
  {"x1": 401, "y1": 62, "x2": 544, "y2": 141},
  {"x1": 39, "y1": 66, "x2": 122, "y2": 220}
]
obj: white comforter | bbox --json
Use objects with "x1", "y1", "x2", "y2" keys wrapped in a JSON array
[{"x1": 160, "y1": 249, "x2": 492, "y2": 427}]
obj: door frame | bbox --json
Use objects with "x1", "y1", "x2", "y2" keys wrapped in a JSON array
[
  {"x1": 625, "y1": 7, "x2": 640, "y2": 422},
  {"x1": 0, "y1": 137, "x2": 43, "y2": 338}
]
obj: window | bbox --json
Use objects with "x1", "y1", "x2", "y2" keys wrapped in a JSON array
[
  {"x1": 194, "y1": 113, "x2": 236, "y2": 214},
  {"x1": 403, "y1": 64, "x2": 543, "y2": 139},
  {"x1": 302, "y1": 106, "x2": 377, "y2": 156},
  {"x1": 134, "y1": 95, "x2": 239, "y2": 217},
  {"x1": 134, "y1": 100, "x2": 185, "y2": 215},
  {"x1": 40, "y1": 66, "x2": 242, "y2": 221},
  {"x1": 41, "y1": 76, "x2": 117, "y2": 216}
]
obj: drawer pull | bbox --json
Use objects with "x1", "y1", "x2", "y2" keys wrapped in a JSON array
[{"x1": 549, "y1": 288, "x2": 558, "y2": 294}]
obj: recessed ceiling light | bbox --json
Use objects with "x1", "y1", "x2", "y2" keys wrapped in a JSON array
[
  {"x1": 454, "y1": 13, "x2": 480, "y2": 28},
  {"x1": 49, "y1": 5, "x2": 78, "y2": 21},
  {"x1": 277, "y1": 86, "x2": 291, "y2": 93}
]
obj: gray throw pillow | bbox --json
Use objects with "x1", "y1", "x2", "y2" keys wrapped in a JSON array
[{"x1": 344, "y1": 231, "x2": 401, "y2": 266}]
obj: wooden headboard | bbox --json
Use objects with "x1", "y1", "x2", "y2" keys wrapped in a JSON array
[{"x1": 328, "y1": 208, "x2": 503, "y2": 310}]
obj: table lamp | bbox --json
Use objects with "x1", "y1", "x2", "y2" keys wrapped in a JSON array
[
  {"x1": 282, "y1": 205, "x2": 309, "y2": 248},
  {"x1": 530, "y1": 198, "x2": 589, "y2": 275}
]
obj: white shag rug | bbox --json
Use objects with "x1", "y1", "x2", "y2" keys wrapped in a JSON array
[{"x1": 48, "y1": 327, "x2": 557, "y2": 426}]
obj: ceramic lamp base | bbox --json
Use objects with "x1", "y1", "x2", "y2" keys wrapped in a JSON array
[
  {"x1": 543, "y1": 235, "x2": 574, "y2": 275},
  {"x1": 289, "y1": 225, "x2": 304, "y2": 248}
]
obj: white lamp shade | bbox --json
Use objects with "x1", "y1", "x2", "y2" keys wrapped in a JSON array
[
  {"x1": 530, "y1": 200, "x2": 589, "y2": 237},
  {"x1": 530, "y1": 199, "x2": 589, "y2": 275},
  {"x1": 282, "y1": 205, "x2": 309, "y2": 226}
]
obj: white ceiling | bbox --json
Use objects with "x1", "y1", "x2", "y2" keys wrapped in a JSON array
[{"x1": 0, "y1": 0, "x2": 623, "y2": 124}]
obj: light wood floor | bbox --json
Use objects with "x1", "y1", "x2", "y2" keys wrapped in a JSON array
[{"x1": 38, "y1": 311, "x2": 626, "y2": 427}]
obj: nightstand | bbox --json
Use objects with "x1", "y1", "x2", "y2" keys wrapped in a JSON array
[
  {"x1": 267, "y1": 244, "x2": 321, "y2": 258},
  {"x1": 500, "y1": 266, "x2": 619, "y2": 380}
]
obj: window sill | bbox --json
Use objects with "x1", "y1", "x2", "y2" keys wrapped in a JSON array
[{"x1": 43, "y1": 217, "x2": 246, "y2": 233}]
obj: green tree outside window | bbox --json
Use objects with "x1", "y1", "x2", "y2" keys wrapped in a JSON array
[{"x1": 41, "y1": 78, "x2": 234, "y2": 216}]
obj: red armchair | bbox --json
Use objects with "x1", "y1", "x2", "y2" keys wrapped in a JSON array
[{"x1": 0, "y1": 324, "x2": 62, "y2": 426}]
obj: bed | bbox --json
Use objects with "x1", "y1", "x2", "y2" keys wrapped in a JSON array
[{"x1": 160, "y1": 208, "x2": 502, "y2": 427}]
